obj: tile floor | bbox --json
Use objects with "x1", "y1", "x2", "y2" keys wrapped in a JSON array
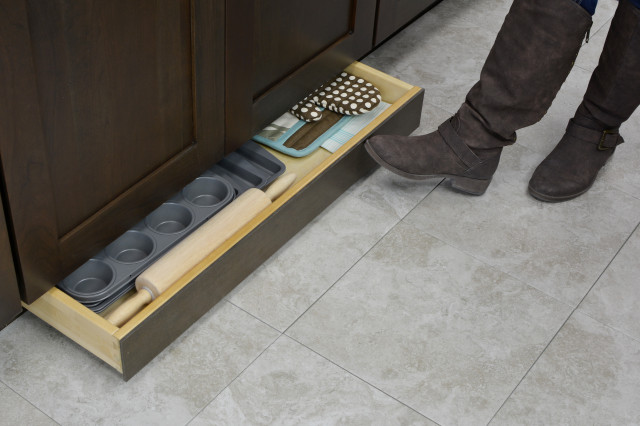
[{"x1": 2, "y1": 0, "x2": 639, "y2": 425}]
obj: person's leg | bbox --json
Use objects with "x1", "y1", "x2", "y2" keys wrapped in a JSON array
[
  {"x1": 365, "y1": 0, "x2": 592, "y2": 195},
  {"x1": 528, "y1": 0, "x2": 640, "y2": 202}
]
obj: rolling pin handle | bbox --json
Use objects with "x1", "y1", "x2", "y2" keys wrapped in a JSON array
[
  {"x1": 264, "y1": 173, "x2": 296, "y2": 201},
  {"x1": 105, "y1": 287, "x2": 154, "y2": 327}
]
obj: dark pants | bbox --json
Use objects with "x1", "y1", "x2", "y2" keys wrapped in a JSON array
[{"x1": 575, "y1": 0, "x2": 640, "y2": 15}]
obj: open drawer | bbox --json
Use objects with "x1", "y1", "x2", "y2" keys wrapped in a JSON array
[{"x1": 22, "y1": 62, "x2": 425, "y2": 380}]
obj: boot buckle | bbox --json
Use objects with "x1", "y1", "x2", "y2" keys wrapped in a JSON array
[{"x1": 597, "y1": 129, "x2": 620, "y2": 151}]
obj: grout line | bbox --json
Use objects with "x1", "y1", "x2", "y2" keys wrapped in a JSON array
[
  {"x1": 285, "y1": 334, "x2": 443, "y2": 426},
  {"x1": 281, "y1": 222, "x2": 396, "y2": 336},
  {"x1": 184, "y1": 328, "x2": 284, "y2": 426},
  {"x1": 0, "y1": 379, "x2": 61, "y2": 425},
  {"x1": 486, "y1": 220, "x2": 639, "y2": 425},
  {"x1": 224, "y1": 299, "x2": 284, "y2": 334},
  {"x1": 282, "y1": 179, "x2": 442, "y2": 336},
  {"x1": 577, "y1": 309, "x2": 640, "y2": 346}
]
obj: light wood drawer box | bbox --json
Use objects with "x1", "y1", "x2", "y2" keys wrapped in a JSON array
[{"x1": 22, "y1": 62, "x2": 425, "y2": 380}]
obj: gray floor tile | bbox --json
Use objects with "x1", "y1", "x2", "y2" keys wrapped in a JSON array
[
  {"x1": 0, "y1": 381, "x2": 57, "y2": 426},
  {"x1": 191, "y1": 336, "x2": 434, "y2": 426},
  {"x1": 491, "y1": 312, "x2": 640, "y2": 425},
  {"x1": 594, "y1": 0, "x2": 618, "y2": 30},
  {"x1": 578, "y1": 225, "x2": 640, "y2": 341},
  {"x1": 363, "y1": 1, "x2": 497, "y2": 114},
  {"x1": 432, "y1": 0, "x2": 513, "y2": 34},
  {"x1": 227, "y1": 139, "x2": 441, "y2": 331},
  {"x1": 287, "y1": 221, "x2": 572, "y2": 426},
  {"x1": 601, "y1": 112, "x2": 640, "y2": 200},
  {"x1": 0, "y1": 303, "x2": 278, "y2": 426},
  {"x1": 403, "y1": 142, "x2": 640, "y2": 306},
  {"x1": 575, "y1": 18, "x2": 611, "y2": 73}
]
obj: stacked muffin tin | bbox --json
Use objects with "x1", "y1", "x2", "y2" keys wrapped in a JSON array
[{"x1": 58, "y1": 142, "x2": 285, "y2": 312}]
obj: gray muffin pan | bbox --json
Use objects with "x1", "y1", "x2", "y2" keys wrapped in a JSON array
[
  {"x1": 58, "y1": 177, "x2": 235, "y2": 312},
  {"x1": 57, "y1": 141, "x2": 285, "y2": 313}
]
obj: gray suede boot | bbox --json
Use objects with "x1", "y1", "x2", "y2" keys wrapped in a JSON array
[
  {"x1": 529, "y1": 0, "x2": 640, "y2": 202},
  {"x1": 365, "y1": 0, "x2": 592, "y2": 195}
]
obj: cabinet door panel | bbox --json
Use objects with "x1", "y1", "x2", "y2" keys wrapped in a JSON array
[
  {"x1": 0, "y1": 0, "x2": 224, "y2": 302},
  {"x1": 252, "y1": 0, "x2": 353, "y2": 98},
  {"x1": 27, "y1": 1, "x2": 195, "y2": 236},
  {"x1": 226, "y1": 0, "x2": 377, "y2": 152}
]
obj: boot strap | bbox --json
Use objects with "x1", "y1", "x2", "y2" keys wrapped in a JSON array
[
  {"x1": 438, "y1": 120, "x2": 481, "y2": 168},
  {"x1": 566, "y1": 119, "x2": 625, "y2": 151}
]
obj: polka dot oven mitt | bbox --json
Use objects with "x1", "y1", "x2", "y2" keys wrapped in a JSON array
[
  {"x1": 290, "y1": 99, "x2": 323, "y2": 122},
  {"x1": 314, "y1": 72, "x2": 382, "y2": 115},
  {"x1": 289, "y1": 72, "x2": 382, "y2": 122}
]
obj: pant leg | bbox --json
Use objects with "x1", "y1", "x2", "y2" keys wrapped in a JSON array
[{"x1": 573, "y1": 0, "x2": 598, "y2": 15}]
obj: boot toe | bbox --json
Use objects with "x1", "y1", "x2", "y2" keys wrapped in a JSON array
[{"x1": 528, "y1": 164, "x2": 589, "y2": 202}]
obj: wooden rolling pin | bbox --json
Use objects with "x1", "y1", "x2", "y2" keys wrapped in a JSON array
[{"x1": 106, "y1": 173, "x2": 296, "y2": 327}]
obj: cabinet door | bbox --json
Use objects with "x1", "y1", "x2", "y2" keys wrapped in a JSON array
[
  {"x1": 375, "y1": 0, "x2": 441, "y2": 46},
  {"x1": 0, "y1": 0, "x2": 225, "y2": 303},
  {"x1": 226, "y1": 0, "x2": 377, "y2": 152}
]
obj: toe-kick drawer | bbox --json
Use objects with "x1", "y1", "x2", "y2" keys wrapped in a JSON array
[{"x1": 22, "y1": 62, "x2": 425, "y2": 380}]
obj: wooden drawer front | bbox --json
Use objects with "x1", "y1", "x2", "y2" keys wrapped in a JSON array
[{"x1": 23, "y1": 63, "x2": 425, "y2": 380}]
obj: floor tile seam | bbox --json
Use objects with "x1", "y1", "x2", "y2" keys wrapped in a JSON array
[
  {"x1": 219, "y1": 185, "x2": 427, "y2": 331},
  {"x1": 486, "y1": 305, "x2": 575, "y2": 425},
  {"x1": 588, "y1": 16, "x2": 614, "y2": 40},
  {"x1": 280, "y1": 193, "x2": 445, "y2": 338},
  {"x1": 574, "y1": 63, "x2": 596, "y2": 74},
  {"x1": 0, "y1": 378, "x2": 61, "y2": 426},
  {"x1": 281, "y1": 222, "x2": 400, "y2": 336},
  {"x1": 397, "y1": 217, "x2": 576, "y2": 309},
  {"x1": 573, "y1": 309, "x2": 640, "y2": 346},
  {"x1": 184, "y1": 328, "x2": 283, "y2": 426},
  {"x1": 224, "y1": 299, "x2": 285, "y2": 334},
  {"x1": 575, "y1": 219, "x2": 639, "y2": 311},
  {"x1": 487, "y1": 220, "x2": 638, "y2": 424},
  {"x1": 282, "y1": 334, "x2": 443, "y2": 426},
  {"x1": 610, "y1": 183, "x2": 640, "y2": 202},
  {"x1": 220, "y1": 181, "x2": 439, "y2": 334},
  {"x1": 572, "y1": 220, "x2": 640, "y2": 345}
]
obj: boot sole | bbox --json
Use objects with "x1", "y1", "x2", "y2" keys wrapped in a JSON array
[
  {"x1": 527, "y1": 184, "x2": 591, "y2": 203},
  {"x1": 364, "y1": 141, "x2": 491, "y2": 196}
]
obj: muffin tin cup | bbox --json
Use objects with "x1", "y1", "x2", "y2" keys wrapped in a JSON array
[
  {"x1": 59, "y1": 176, "x2": 234, "y2": 312},
  {"x1": 58, "y1": 141, "x2": 285, "y2": 313}
]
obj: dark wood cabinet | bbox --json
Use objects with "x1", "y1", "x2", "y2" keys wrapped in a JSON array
[
  {"x1": 0, "y1": 195, "x2": 22, "y2": 328},
  {"x1": 1, "y1": 1, "x2": 438, "y2": 334},
  {"x1": 0, "y1": 0, "x2": 225, "y2": 303},
  {"x1": 375, "y1": 0, "x2": 441, "y2": 46},
  {"x1": 225, "y1": 0, "x2": 377, "y2": 152},
  {"x1": 1, "y1": 0, "x2": 432, "y2": 374}
]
